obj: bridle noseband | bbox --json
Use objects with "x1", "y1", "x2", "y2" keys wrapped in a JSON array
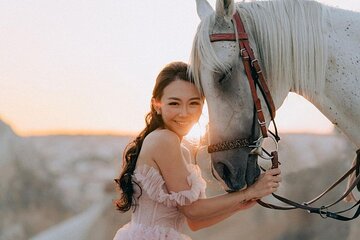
[{"x1": 205, "y1": 11, "x2": 360, "y2": 221}]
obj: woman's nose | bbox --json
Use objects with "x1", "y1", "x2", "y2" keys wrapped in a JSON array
[{"x1": 179, "y1": 106, "x2": 189, "y2": 116}]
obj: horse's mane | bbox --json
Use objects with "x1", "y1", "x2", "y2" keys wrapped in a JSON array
[{"x1": 189, "y1": 0, "x2": 330, "y2": 104}]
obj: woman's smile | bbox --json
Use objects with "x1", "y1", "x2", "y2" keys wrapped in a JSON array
[{"x1": 174, "y1": 120, "x2": 190, "y2": 126}]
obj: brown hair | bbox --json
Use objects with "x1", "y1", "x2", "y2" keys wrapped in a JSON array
[{"x1": 114, "y1": 61, "x2": 195, "y2": 212}]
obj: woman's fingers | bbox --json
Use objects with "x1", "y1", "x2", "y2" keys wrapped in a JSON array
[
  {"x1": 267, "y1": 169, "x2": 281, "y2": 192},
  {"x1": 265, "y1": 168, "x2": 282, "y2": 183},
  {"x1": 266, "y1": 168, "x2": 281, "y2": 176},
  {"x1": 273, "y1": 175, "x2": 282, "y2": 183},
  {"x1": 248, "y1": 167, "x2": 283, "y2": 198}
]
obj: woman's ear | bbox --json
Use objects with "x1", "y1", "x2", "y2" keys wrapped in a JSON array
[{"x1": 151, "y1": 98, "x2": 161, "y2": 114}]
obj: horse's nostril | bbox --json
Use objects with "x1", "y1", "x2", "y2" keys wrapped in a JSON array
[
  {"x1": 222, "y1": 163, "x2": 231, "y2": 178},
  {"x1": 214, "y1": 162, "x2": 232, "y2": 182},
  {"x1": 213, "y1": 163, "x2": 224, "y2": 178},
  {"x1": 213, "y1": 161, "x2": 247, "y2": 191}
]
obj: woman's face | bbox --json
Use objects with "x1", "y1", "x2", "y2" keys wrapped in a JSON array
[{"x1": 153, "y1": 79, "x2": 203, "y2": 139}]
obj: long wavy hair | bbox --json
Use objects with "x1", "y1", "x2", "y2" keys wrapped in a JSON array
[{"x1": 114, "y1": 61, "x2": 195, "y2": 212}]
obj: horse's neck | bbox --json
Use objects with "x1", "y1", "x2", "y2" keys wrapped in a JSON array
[
  {"x1": 313, "y1": 7, "x2": 360, "y2": 147},
  {"x1": 238, "y1": 0, "x2": 328, "y2": 110},
  {"x1": 238, "y1": 3, "x2": 290, "y2": 109},
  {"x1": 240, "y1": 2, "x2": 360, "y2": 147}
]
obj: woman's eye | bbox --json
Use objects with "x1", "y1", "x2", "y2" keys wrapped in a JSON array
[
  {"x1": 190, "y1": 101, "x2": 201, "y2": 105},
  {"x1": 169, "y1": 102, "x2": 179, "y2": 106}
]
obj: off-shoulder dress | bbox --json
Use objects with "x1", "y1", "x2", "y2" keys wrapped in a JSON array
[{"x1": 113, "y1": 163, "x2": 206, "y2": 240}]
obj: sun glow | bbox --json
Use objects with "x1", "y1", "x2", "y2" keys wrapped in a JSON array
[{"x1": 185, "y1": 104, "x2": 209, "y2": 143}]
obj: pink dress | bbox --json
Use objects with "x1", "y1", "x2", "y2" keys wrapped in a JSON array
[{"x1": 113, "y1": 164, "x2": 207, "y2": 240}]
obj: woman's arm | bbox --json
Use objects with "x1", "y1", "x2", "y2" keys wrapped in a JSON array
[
  {"x1": 147, "y1": 129, "x2": 281, "y2": 222},
  {"x1": 179, "y1": 167, "x2": 280, "y2": 221},
  {"x1": 186, "y1": 199, "x2": 257, "y2": 231}
]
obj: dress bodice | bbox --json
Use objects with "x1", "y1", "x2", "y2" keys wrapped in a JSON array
[{"x1": 113, "y1": 163, "x2": 207, "y2": 240}]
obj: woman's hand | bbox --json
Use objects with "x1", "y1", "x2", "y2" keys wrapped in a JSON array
[{"x1": 244, "y1": 168, "x2": 282, "y2": 200}]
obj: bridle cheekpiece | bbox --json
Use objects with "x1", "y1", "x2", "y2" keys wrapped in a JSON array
[{"x1": 207, "y1": 11, "x2": 279, "y2": 157}]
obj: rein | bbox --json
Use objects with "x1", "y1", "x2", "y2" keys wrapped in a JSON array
[{"x1": 207, "y1": 11, "x2": 360, "y2": 221}]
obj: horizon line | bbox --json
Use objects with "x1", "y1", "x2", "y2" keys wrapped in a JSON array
[
  {"x1": 17, "y1": 129, "x2": 336, "y2": 138},
  {"x1": 14, "y1": 129, "x2": 138, "y2": 137}
]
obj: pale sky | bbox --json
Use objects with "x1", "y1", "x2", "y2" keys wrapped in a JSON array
[{"x1": 0, "y1": 0, "x2": 359, "y2": 136}]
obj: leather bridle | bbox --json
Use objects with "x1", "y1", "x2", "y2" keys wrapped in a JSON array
[
  {"x1": 207, "y1": 11, "x2": 280, "y2": 158},
  {"x1": 206, "y1": 11, "x2": 360, "y2": 221}
]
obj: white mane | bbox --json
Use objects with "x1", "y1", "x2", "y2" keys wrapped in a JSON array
[{"x1": 189, "y1": 0, "x2": 330, "y2": 103}]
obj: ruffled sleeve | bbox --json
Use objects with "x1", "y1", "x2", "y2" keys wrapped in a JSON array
[{"x1": 134, "y1": 164, "x2": 206, "y2": 207}]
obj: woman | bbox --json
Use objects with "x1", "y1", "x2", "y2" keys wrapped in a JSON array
[{"x1": 113, "y1": 61, "x2": 281, "y2": 240}]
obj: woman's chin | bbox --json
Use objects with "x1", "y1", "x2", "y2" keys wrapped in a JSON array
[{"x1": 176, "y1": 130, "x2": 191, "y2": 139}]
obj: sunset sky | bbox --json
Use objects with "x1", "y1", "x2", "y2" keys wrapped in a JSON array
[{"x1": 0, "y1": 0, "x2": 359, "y2": 136}]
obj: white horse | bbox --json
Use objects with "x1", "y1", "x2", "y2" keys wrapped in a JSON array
[{"x1": 190, "y1": 0, "x2": 360, "y2": 193}]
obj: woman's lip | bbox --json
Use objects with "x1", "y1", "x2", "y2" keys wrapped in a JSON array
[{"x1": 174, "y1": 120, "x2": 189, "y2": 126}]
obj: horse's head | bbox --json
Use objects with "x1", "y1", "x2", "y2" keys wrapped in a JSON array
[{"x1": 191, "y1": 0, "x2": 271, "y2": 191}]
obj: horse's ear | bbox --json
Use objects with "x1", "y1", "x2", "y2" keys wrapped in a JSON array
[
  {"x1": 196, "y1": 0, "x2": 214, "y2": 20},
  {"x1": 216, "y1": 0, "x2": 235, "y2": 21}
]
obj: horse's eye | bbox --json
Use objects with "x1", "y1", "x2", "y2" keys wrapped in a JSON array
[
  {"x1": 216, "y1": 67, "x2": 232, "y2": 85},
  {"x1": 218, "y1": 73, "x2": 227, "y2": 84}
]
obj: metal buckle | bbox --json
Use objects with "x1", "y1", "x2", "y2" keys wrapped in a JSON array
[
  {"x1": 258, "y1": 119, "x2": 266, "y2": 126},
  {"x1": 248, "y1": 136, "x2": 263, "y2": 148},
  {"x1": 251, "y1": 59, "x2": 258, "y2": 67},
  {"x1": 251, "y1": 59, "x2": 263, "y2": 73},
  {"x1": 240, "y1": 48, "x2": 249, "y2": 59},
  {"x1": 240, "y1": 48, "x2": 246, "y2": 56},
  {"x1": 319, "y1": 206, "x2": 328, "y2": 219}
]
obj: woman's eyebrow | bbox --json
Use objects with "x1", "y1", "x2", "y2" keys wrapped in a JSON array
[
  {"x1": 167, "y1": 97, "x2": 201, "y2": 101},
  {"x1": 189, "y1": 97, "x2": 201, "y2": 100},
  {"x1": 167, "y1": 97, "x2": 181, "y2": 101}
]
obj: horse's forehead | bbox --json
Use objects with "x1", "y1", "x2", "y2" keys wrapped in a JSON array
[
  {"x1": 212, "y1": 15, "x2": 234, "y2": 33},
  {"x1": 210, "y1": 17, "x2": 239, "y2": 65}
]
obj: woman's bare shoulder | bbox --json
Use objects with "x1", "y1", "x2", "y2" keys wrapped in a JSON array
[
  {"x1": 141, "y1": 129, "x2": 181, "y2": 154},
  {"x1": 145, "y1": 129, "x2": 179, "y2": 146}
]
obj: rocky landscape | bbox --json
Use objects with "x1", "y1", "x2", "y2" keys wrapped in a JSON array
[{"x1": 0, "y1": 119, "x2": 359, "y2": 240}]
